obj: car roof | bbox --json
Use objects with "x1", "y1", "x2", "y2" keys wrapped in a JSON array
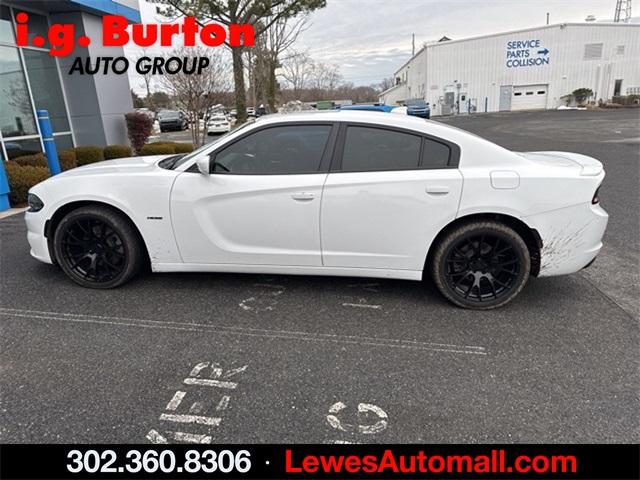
[{"x1": 256, "y1": 110, "x2": 456, "y2": 137}]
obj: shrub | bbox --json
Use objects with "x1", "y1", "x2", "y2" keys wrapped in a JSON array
[
  {"x1": 14, "y1": 153, "x2": 47, "y2": 168},
  {"x1": 57, "y1": 149, "x2": 77, "y2": 171},
  {"x1": 5, "y1": 163, "x2": 50, "y2": 205},
  {"x1": 14, "y1": 150, "x2": 76, "y2": 171},
  {"x1": 572, "y1": 88, "x2": 593, "y2": 105},
  {"x1": 74, "y1": 146, "x2": 104, "y2": 166},
  {"x1": 173, "y1": 142, "x2": 194, "y2": 153},
  {"x1": 125, "y1": 112, "x2": 153, "y2": 154},
  {"x1": 140, "y1": 144, "x2": 176, "y2": 156},
  {"x1": 104, "y1": 144, "x2": 133, "y2": 160}
]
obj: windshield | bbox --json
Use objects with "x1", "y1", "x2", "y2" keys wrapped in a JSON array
[
  {"x1": 159, "y1": 111, "x2": 179, "y2": 119},
  {"x1": 171, "y1": 123, "x2": 252, "y2": 169}
]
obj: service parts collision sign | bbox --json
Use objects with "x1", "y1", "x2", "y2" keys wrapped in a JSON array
[{"x1": 14, "y1": 12, "x2": 255, "y2": 75}]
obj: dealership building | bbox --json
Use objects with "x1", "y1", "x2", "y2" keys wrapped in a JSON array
[
  {"x1": 380, "y1": 23, "x2": 640, "y2": 116},
  {"x1": 0, "y1": 0, "x2": 139, "y2": 161}
]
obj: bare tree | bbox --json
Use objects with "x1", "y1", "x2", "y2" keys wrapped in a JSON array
[
  {"x1": 255, "y1": 11, "x2": 309, "y2": 110},
  {"x1": 279, "y1": 50, "x2": 313, "y2": 93},
  {"x1": 151, "y1": 0, "x2": 325, "y2": 124},
  {"x1": 378, "y1": 76, "x2": 394, "y2": 92},
  {"x1": 157, "y1": 47, "x2": 232, "y2": 147},
  {"x1": 138, "y1": 48, "x2": 155, "y2": 103},
  {"x1": 308, "y1": 61, "x2": 342, "y2": 91}
]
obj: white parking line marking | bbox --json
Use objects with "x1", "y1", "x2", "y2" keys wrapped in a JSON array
[
  {"x1": 216, "y1": 395, "x2": 230, "y2": 411},
  {"x1": 159, "y1": 413, "x2": 222, "y2": 426},
  {"x1": 239, "y1": 284, "x2": 286, "y2": 312},
  {"x1": 342, "y1": 302, "x2": 382, "y2": 309},
  {"x1": 358, "y1": 403, "x2": 388, "y2": 434},
  {"x1": 165, "y1": 391, "x2": 186, "y2": 411},
  {"x1": 326, "y1": 401, "x2": 389, "y2": 443},
  {"x1": 0, "y1": 308, "x2": 487, "y2": 355},
  {"x1": 183, "y1": 378, "x2": 238, "y2": 389},
  {"x1": 145, "y1": 429, "x2": 167, "y2": 444},
  {"x1": 172, "y1": 432, "x2": 212, "y2": 444},
  {"x1": 145, "y1": 361, "x2": 248, "y2": 444}
]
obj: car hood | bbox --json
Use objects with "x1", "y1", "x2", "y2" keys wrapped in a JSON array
[
  {"x1": 56, "y1": 155, "x2": 173, "y2": 178},
  {"x1": 519, "y1": 151, "x2": 603, "y2": 176}
]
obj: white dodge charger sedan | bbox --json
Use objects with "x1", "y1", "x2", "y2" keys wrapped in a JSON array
[{"x1": 25, "y1": 111, "x2": 608, "y2": 309}]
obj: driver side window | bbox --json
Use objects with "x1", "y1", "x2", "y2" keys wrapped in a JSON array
[{"x1": 212, "y1": 125, "x2": 332, "y2": 174}]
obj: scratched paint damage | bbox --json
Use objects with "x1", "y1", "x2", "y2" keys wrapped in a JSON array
[{"x1": 539, "y1": 220, "x2": 595, "y2": 275}]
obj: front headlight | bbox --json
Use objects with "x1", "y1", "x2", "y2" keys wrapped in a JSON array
[{"x1": 27, "y1": 193, "x2": 44, "y2": 212}]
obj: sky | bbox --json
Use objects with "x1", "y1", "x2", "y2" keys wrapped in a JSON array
[{"x1": 129, "y1": 0, "x2": 619, "y2": 94}]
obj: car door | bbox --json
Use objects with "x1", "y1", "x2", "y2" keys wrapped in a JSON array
[
  {"x1": 321, "y1": 123, "x2": 463, "y2": 271},
  {"x1": 171, "y1": 123, "x2": 336, "y2": 266}
]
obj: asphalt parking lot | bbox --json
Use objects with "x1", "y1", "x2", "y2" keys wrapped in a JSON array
[{"x1": 1, "y1": 109, "x2": 638, "y2": 444}]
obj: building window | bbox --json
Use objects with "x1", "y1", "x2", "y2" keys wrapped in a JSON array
[
  {"x1": 584, "y1": 43, "x2": 603, "y2": 60},
  {"x1": 614, "y1": 79, "x2": 623, "y2": 97},
  {"x1": 616, "y1": 45, "x2": 625, "y2": 55},
  {"x1": 1, "y1": 4, "x2": 75, "y2": 163},
  {"x1": 4, "y1": 137, "x2": 41, "y2": 160},
  {"x1": 0, "y1": 6, "x2": 14, "y2": 44},
  {"x1": 24, "y1": 12, "x2": 50, "y2": 48},
  {"x1": 0, "y1": 45, "x2": 38, "y2": 138},
  {"x1": 23, "y1": 49, "x2": 70, "y2": 132},
  {"x1": 53, "y1": 133, "x2": 74, "y2": 151}
]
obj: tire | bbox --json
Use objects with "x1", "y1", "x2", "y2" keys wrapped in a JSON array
[
  {"x1": 53, "y1": 205, "x2": 145, "y2": 289},
  {"x1": 429, "y1": 221, "x2": 530, "y2": 309}
]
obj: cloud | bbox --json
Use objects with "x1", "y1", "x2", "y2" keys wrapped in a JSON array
[{"x1": 130, "y1": 0, "x2": 618, "y2": 90}]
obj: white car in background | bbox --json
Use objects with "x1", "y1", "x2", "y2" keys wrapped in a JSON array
[
  {"x1": 24, "y1": 111, "x2": 607, "y2": 309},
  {"x1": 207, "y1": 115, "x2": 231, "y2": 135}
]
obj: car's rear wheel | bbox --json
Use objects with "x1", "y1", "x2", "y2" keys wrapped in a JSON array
[
  {"x1": 430, "y1": 221, "x2": 530, "y2": 309},
  {"x1": 53, "y1": 206, "x2": 144, "y2": 288}
]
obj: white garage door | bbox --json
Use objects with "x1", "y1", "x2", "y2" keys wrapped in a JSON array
[{"x1": 512, "y1": 84, "x2": 548, "y2": 110}]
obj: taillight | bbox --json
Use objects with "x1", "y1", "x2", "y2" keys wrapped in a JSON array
[{"x1": 592, "y1": 187, "x2": 600, "y2": 204}]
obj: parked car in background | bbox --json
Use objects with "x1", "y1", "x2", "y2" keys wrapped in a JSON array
[
  {"x1": 157, "y1": 110, "x2": 188, "y2": 132},
  {"x1": 256, "y1": 105, "x2": 268, "y2": 117},
  {"x1": 207, "y1": 115, "x2": 231, "y2": 135},
  {"x1": 339, "y1": 104, "x2": 395, "y2": 113},
  {"x1": 25, "y1": 111, "x2": 607, "y2": 310},
  {"x1": 247, "y1": 107, "x2": 256, "y2": 118},
  {"x1": 405, "y1": 98, "x2": 431, "y2": 119}
]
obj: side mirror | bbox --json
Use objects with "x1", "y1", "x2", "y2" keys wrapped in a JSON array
[{"x1": 195, "y1": 156, "x2": 210, "y2": 175}]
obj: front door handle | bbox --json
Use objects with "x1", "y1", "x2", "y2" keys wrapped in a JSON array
[
  {"x1": 425, "y1": 186, "x2": 450, "y2": 196},
  {"x1": 291, "y1": 192, "x2": 315, "y2": 201}
]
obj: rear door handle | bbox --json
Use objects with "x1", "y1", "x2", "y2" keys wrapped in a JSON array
[
  {"x1": 425, "y1": 186, "x2": 450, "y2": 196},
  {"x1": 291, "y1": 192, "x2": 315, "y2": 201}
]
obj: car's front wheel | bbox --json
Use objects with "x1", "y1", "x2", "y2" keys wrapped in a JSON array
[
  {"x1": 53, "y1": 205, "x2": 145, "y2": 288},
  {"x1": 430, "y1": 221, "x2": 530, "y2": 309}
]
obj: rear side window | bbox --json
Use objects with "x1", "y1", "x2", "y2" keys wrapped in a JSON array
[
  {"x1": 422, "y1": 138, "x2": 450, "y2": 168},
  {"x1": 341, "y1": 126, "x2": 421, "y2": 171},
  {"x1": 213, "y1": 125, "x2": 332, "y2": 174}
]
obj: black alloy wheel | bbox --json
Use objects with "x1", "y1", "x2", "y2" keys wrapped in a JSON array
[
  {"x1": 60, "y1": 217, "x2": 126, "y2": 283},
  {"x1": 53, "y1": 206, "x2": 144, "y2": 288},
  {"x1": 431, "y1": 221, "x2": 530, "y2": 309}
]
